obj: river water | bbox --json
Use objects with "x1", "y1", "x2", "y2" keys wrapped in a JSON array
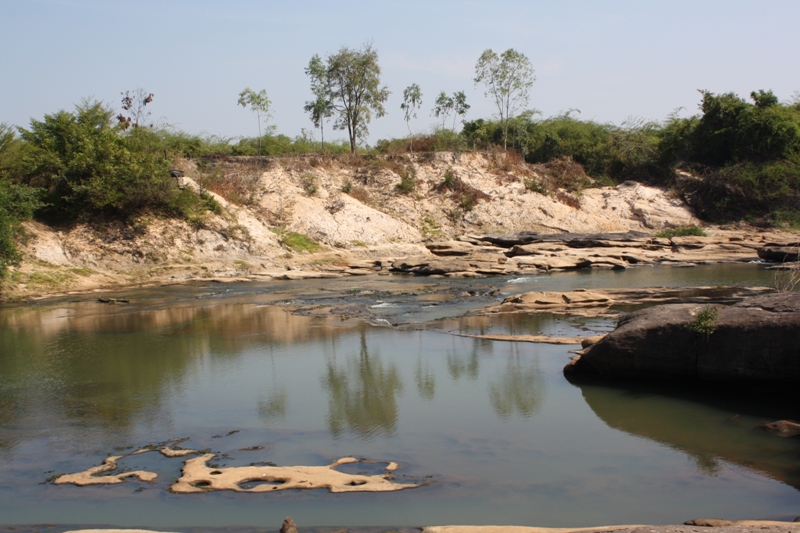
[{"x1": 1, "y1": 264, "x2": 798, "y2": 529}]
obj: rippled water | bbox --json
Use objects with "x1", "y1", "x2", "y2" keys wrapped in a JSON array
[{"x1": 1, "y1": 264, "x2": 798, "y2": 528}]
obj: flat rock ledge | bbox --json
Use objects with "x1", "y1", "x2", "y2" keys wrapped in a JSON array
[
  {"x1": 482, "y1": 286, "x2": 774, "y2": 318},
  {"x1": 382, "y1": 230, "x2": 798, "y2": 278},
  {"x1": 565, "y1": 292, "x2": 800, "y2": 381}
]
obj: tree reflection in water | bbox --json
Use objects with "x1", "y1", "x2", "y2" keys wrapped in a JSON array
[
  {"x1": 488, "y1": 343, "x2": 544, "y2": 420},
  {"x1": 446, "y1": 338, "x2": 491, "y2": 380},
  {"x1": 321, "y1": 325, "x2": 403, "y2": 439},
  {"x1": 414, "y1": 358, "x2": 436, "y2": 400},
  {"x1": 258, "y1": 386, "x2": 288, "y2": 422}
]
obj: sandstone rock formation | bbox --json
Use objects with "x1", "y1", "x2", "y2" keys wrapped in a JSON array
[
  {"x1": 6, "y1": 151, "x2": 799, "y2": 300},
  {"x1": 484, "y1": 286, "x2": 774, "y2": 317}
]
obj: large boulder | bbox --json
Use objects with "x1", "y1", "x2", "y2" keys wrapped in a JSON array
[{"x1": 565, "y1": 292, "x2": 800, "y2": 381}]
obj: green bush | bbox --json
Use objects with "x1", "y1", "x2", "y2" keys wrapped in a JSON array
[
  {"x1": 19, "y1": 100, "x2": 175, "y2": 221},
  {"x1": 654, "y1": 225, "x2": 707, "y2": 238},
  {"x1": 0, "y1": 179, "x2": 42, "y2": 277},
  {"x1": 395, "y1": 166, "x2": 416, "y2": 194},
  {"x1": 272, "y1": 228, "x2": 323, "y2": 252},
  {"x1": 686, "y1": 305, "x2": 718, "y2": 340}
]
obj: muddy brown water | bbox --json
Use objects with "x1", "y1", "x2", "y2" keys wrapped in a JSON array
[{"x1": 1, "y1": 264, "x2": 798, "y2": 529}]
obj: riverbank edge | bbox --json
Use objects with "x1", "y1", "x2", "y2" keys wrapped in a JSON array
[
  {"x1": 4, "y1": 226, "x2": 798, "y2": 305},
  {"x1": 31, "y1": 521, "x2": 796, "y2": 533}
]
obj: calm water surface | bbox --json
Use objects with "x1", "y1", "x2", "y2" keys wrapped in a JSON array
[{"x1": 1, "y1": 264, "x2": 798, "y2": 528}]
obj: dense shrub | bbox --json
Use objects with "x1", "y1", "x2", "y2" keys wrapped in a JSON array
[
  {"x1": 19, "y1": 101, "x2": 176, "y2": 221},
  {"x1": 0, "y1": 178, "x2": 42, "y2": 276}
]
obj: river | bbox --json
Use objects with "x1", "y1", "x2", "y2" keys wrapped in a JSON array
[{"x1": 1, "y1": 264, "x2": 798, "y2": 529}]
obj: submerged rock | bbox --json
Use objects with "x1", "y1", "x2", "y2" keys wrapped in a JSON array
[{"x1": 565, "y1": 292, "x2": 800, "y2": 381}]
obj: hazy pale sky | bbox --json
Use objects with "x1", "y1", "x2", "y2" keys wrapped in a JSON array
[{"x1": 2, "y1": 0, "x2": 799, "y2": 145}]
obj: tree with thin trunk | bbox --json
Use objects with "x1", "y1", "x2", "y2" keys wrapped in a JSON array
[
  {"x1": 324, "y1": 43, "x2": 390, "y2": 154},
  {"x1": 474, "y1": 48, "x2": 535, "y2": 150},
  {"x1": 432, "y1": 91, "x2": 453, "y2": 130},
  {"x1": 451, "y1": 90, "x2": 470, "y2": 131},
  {"x1": 401, "y1": 83, "x2": 422, "y2": 152},
  {"x1": 433, "y1": 91, "x2": 470, "y2": 132},
  {"x1": 304, "y1": 54, "x2": 334, "y2": 152},
  {"x1": 237, "y1": 87, "x2": 272, "y2": 155}
]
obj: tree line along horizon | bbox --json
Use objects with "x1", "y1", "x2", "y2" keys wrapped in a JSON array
[{"x1": 0, "y1": 43, "x2": 799, "y2": 277}]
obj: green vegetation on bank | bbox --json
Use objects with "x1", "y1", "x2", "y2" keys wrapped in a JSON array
[{"x1": 654, "y1": 226, "x2": 707, "y2": 239}]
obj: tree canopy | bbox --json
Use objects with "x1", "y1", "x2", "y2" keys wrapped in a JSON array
[
  {"x1": 474, "y1": 48, "x2": 535, "y2": 150},
  {"x1": 238, "y1": 88, "x2": 272, "y2": 155},
  {"x1": 304, "y1": 54, "x2": 335, "y2": 151},
  {"x1": 323, "y1": 43, "x2": 390, "y2": 153},
  {"x1": 401, "y1": 83, "x2": 422, "y2": 152}
]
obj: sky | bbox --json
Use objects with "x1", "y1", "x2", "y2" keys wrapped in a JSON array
[{"x1": 2, "y1": 0, "x2": 799, "y2": 146}]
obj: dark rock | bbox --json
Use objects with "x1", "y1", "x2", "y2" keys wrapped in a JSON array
[
  {"x1": 684, "y1": 519, "x2": 733, "y2": 527},
  {"x1": 758, "y1": 246, "x2": 800, "y2": 262},
  {"x1": 170, "y1": 168, "x2": 185, "y2": 178},
  {"x1": 566, "y1": 292, "x2": 800, "y2": 381},
  {"x1": 479, "y1": 231, "x2": 651, "y2": 248}
]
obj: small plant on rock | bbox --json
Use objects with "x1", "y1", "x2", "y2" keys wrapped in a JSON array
[
  {"x1": 301, "y1": 172, "x2": 318, "y2": 196},
  {"x1": 395, "y1": 166, "x2": 416, "y2": 194},
  {"x1": 686, "y1": 305, "x2": 718, "y2": 340},
  {"x1": 655, "y1": 225, "x2": 706, "y2": 239}
]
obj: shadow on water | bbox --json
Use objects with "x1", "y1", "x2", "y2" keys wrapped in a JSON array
[{"x1": 565, "y1": 372, "x2": 800, "y2": 490}]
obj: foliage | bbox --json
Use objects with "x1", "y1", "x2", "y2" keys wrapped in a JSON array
[
  {"x1": 237, "y1": 88, "x2": 273, "y2": 155},
  {"x1": 474, "y1": 48, "x2": 536, "y2": 150},
  {"x1": 304, "y1": 54, "x2": 335, "y2": 151},
  {"x1": 300, "y1": 172, "x2": 318, "y2": 196},
  {"x1": 435, "y1": 167, "x2": 489, "y2": 211},
  {"x1": 117, "y1": 88, "x2": 155, "y2": 129},
  {"x1": 686, "y1": 305, "x2": 718, "y2": 340},
  {"x1": 654, "y1": 225, "x2": 706, "y2": 238},
  {"x1": 432, "y1": 90, "x2": 470, "y2": 132},
  {"x1": 395, "y1": 166, "x2": 416, "y2": 194},
  {"x1": 523, "y1": 177, "x2": 547, "y2": 194},
  {"x1": 0, "y1": 178, "x2": 42, "y2": 277},
  {"x1": 156, "y1": 130, "x2": 234, "y2": 158},
  {"x1": 272, "y1": 228, "x2": 324, "y2": 253},
  {"x1": 660, "y1": 90, "x2": 800, "y2": 223},
  {"x1": 1, "y1": 125, "x2": 42, "y2": 277},
  {"x1": 324, "y1": 43, "x2": 390, "y2": 153},
  {"x1": 401, "y1": 83, "x2": 422, "y2": 152},
  {"x1": 19, "y1": 100, "x2": 176, "y2": 222},
  {"x1": 439, "y1": 167, "x2": 457, "y2": 189}
]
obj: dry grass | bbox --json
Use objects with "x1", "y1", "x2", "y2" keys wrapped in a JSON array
[
  {"x1": 531, "y1": 156, "x2": 592, "y2": 193},
  {"x1": 773, "y1": 243, "x2": 800, "y2": 292}
]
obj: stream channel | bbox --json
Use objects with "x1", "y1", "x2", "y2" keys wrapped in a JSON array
[{"x1": 0, "y1": 263, "x2": 798, "y2": 529}]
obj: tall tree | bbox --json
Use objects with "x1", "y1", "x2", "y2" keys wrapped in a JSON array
[
  {"x1": 451, "y1": 90, "x2": 470, "y2": 131},
  {"x1": 474, "y1": 48, "x2": 535, "y2": 149},
  {"x1": 304, "y1": 54, "x2": 334, "y2": 152},
  {"x1": 432, "y1": 91, "x2": 470, "y2": 131},
  {"x1": 401, "y1": 83, "x2": 422, "y2": 152},
  {"x1": 432, "y1": 91, "x2": 453, "y2": 130},
  {"x1": 237, "y1": 87, "x2": 272, "y2": 155},
  {"x1": 324, "y1": 43, "x2": 390, "y2": 153}
]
